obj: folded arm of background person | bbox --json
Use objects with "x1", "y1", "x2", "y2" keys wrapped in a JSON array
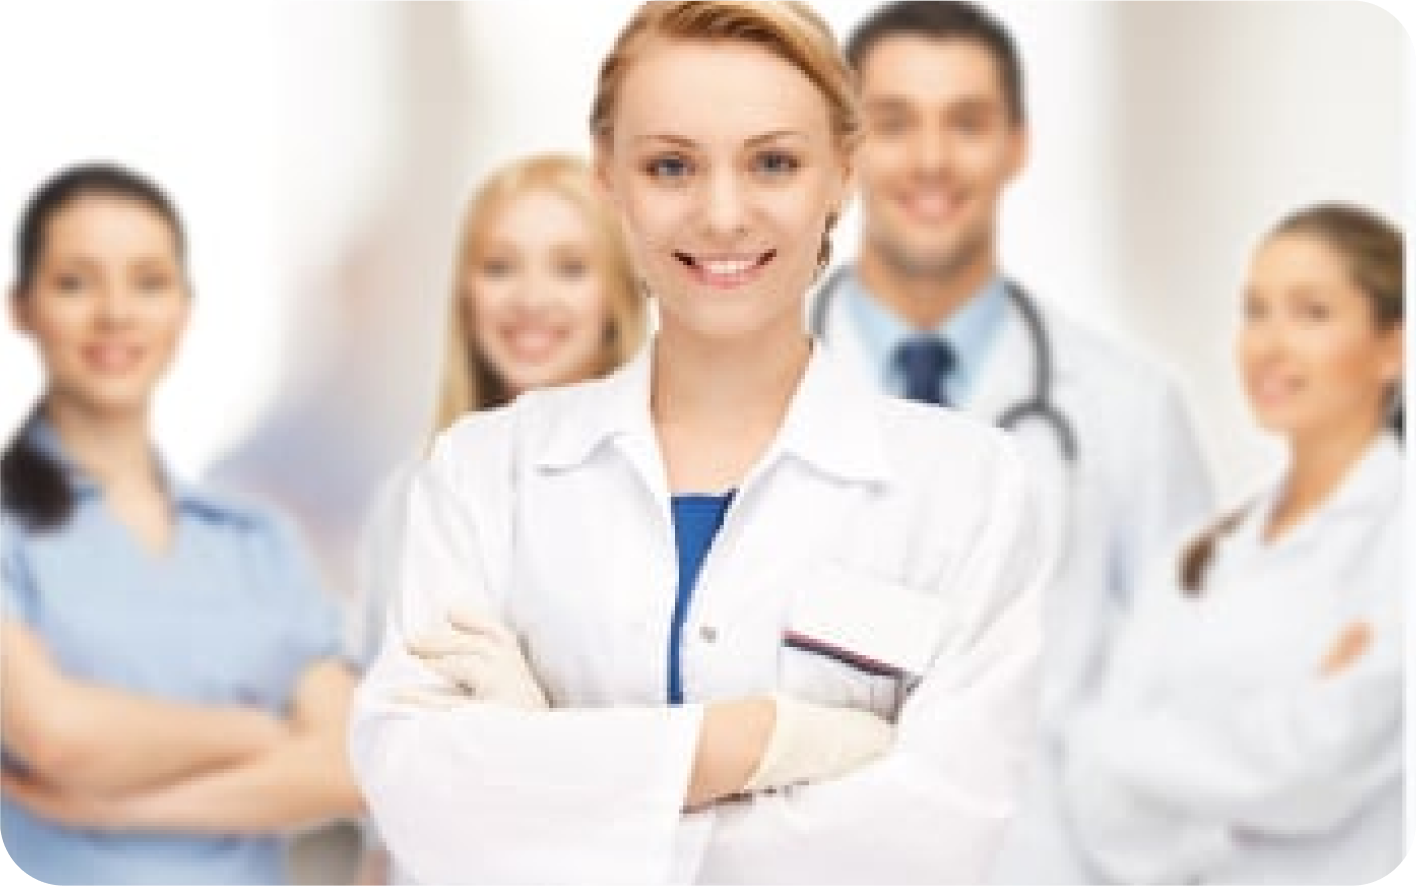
[
  {"x1": 2, "y1": 657, "x2": 364, "y2": 834},
  {"x1": 0, "y1": 618, "x2": 287, "y2": 796},
  {"x1": 1059, "y1": 597, "x2": 1402, "y2": 883},
  {"x1": 688, "y1": 442, "x2": 1047, "y2": 886}
]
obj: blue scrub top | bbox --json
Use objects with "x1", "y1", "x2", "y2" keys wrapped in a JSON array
[
  {"x1": 667, "y1": 492, "x2": 735, "y2": 705},
  {"x1": 1, "y1": 421, "x2": 340, "y2": 886}
]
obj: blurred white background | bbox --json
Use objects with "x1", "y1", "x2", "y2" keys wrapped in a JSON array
[{"x1": 0, "y1": 4, "x2": 1409, "y2": 883}]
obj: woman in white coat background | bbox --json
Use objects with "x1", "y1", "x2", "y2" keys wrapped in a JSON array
[
  {"x1": 1051, "y1": 203, "x2": 1404, "y2": 885},
  {"x1": 350, "y1": 2, "x2": 1047, "y2": 884}
]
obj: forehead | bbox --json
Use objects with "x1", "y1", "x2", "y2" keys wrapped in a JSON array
[
  {"x1": 1252, "y1": 233, "x2": 1352, "y2": 285},
  {"x1": 613, "y1": 39, "x2": 831, "y2": 146},
  {"x1": 858, "y1": 34, "x2": 1007, "y2": 109},
  {"x1": 481, "y1": 189, "x2": 592, "y2": 248},
  {"x1": 43, "y1": 195, "x2": 177, "y2": 259}
]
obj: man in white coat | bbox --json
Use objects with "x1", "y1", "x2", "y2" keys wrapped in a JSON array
[{"x1": 814, "y1": 5, "x2": 1215, "y2": 879}]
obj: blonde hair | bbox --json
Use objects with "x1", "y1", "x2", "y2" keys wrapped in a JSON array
[
  {"x1": 432, "y1": 153, "x2": 645, "y2": 437},
  {"x1": 590, "y1": 1, "x2": 860, "y2": 153}
]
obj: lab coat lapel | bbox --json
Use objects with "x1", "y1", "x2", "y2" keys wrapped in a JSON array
[
  {"x1": 965, "y1": 298, "x2": 1034, "y2": 423},
  {"x1": 686, "y1": 347, "x2": 892, "y2": 645}
]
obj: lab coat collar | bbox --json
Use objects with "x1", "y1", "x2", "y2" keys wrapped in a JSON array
[
  {"x1": 1241, "y1": 430, "x2": 1402, "y2": 549},
  {"x1": 534, "y1": 337, "x2": 891, "y2": 486},
  {"x1": 1317, "y1": 430, "x2": 1402, "y2": 518}
]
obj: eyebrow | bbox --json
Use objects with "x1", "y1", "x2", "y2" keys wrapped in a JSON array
[
  {"x1": 633, "y1": 129, "x2": 808, "y2": 148},
  {"x1": 864, "y1": 94, "x2": 999, "y2": 114}
]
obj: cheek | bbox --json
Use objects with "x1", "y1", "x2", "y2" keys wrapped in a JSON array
[
  {"x1": 565, "y1": 278, "x2": 611, "y2": 329},
  {"x1": 465, "y1": 279, "x2": 509, "y2": 329}
]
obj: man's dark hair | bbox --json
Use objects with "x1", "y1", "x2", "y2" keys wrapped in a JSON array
[{"x1": 846, "y1": 2, "x2": 1026, "y2": 125}]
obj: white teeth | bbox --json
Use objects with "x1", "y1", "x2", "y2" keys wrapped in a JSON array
[
  {"x1": 504, "y1": 326, "x2": 562, "y2": 358},
  {"x1": 699, "y1": 258, "x2": 757, "y2": 276}
]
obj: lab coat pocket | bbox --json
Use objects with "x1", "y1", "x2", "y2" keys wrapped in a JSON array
[{"x1": 778, "y1": 561, "x2": 951, "y2": 718}]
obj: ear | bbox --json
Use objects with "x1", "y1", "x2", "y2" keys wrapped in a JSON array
[
  {"x1": 1377, "y1": 321, "x2": 1404, "y2": 386},
  {"x1": 1005, "y1": 123, "x2": 1030, "y2": 183},
  {"x1": 9, "y1": 288, "x2": 31, "y2": 335},
  {"x1": 835, "y1": 139, "x2": 857, "y2": 218},
  {"x1": 593, "y1": 146, "x2": 621, "y2": 210}
]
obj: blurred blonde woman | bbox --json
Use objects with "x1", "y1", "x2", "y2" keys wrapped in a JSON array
[
  {"x1": 430, "y1": 152, "x2": 646, "y2": 435},
  {"x1": 349, "y1": 153, "x2": 644, "y2": 884}
]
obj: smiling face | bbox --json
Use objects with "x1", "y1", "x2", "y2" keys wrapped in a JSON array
[
  {"x1": 12, "y1": 194, "x2": 190, "y2": 419},
  {"x1": 1238, "y1": 232, "x2": 1402, "y2": 443},
  {"x1": 597, "y1": 38, "x2": 850, "y2": 345},
  {"x1": 855, "y1": 35, "x2": 1025, "y2": 284},
  {"x1": 462, "y1": 189, "x2": 615, "y2": 397}
]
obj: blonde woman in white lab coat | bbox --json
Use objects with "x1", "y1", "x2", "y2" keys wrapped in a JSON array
[
  {"x1": 1054, "y1": 203, "x2": 1404, "y2": 885},
  {"x1": 348, "y1": 153, "x2": 649, "y2": 884},
  {"x1": 350, "y1": 3, "x2": 1048, "y2": 884}
]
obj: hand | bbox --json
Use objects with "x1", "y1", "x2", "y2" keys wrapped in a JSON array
[
  {"x1": 1318, "y1": 621, "x2": 1372, "y2": 676},
  {"x1": 1, "y1": 771, "x2": 129, "y2": 830},
  {"x1": 406, "y1": 606, "x2": 550, "y2": 710},
  {"x1": 743, "y1": 694, "x2": 895, "y2": 792}
]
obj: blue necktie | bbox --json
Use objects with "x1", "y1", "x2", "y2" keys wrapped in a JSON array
[{"x1": 894, "y1": 334, "x2": 955, "y2": 406}]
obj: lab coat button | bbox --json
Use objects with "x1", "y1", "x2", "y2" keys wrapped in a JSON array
[{"x1": 699, "y1": 625, "x2": 718, "y2": 643}]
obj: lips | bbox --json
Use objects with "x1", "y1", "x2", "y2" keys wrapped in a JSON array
[
  {"x1": 1249, "y1": 372, "x2": 1304, "y2": 407},
  {"x1": 896, "y1": 188, "x2": 962, "y2": 225},
  {"x1": 80, "y1": 343, "x2": 144, "y2": 374},
  {"x1": 497, "y1": 324, "x2": 568, "y2": 363},
  {"x1": 674, "y1": 250, "x2": 776, "y2": 289}
]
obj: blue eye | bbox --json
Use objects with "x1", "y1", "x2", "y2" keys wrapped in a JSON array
[
  {"x1": 755, "y1": 151, "x2": 799, "y2": 177},
  {"x1": 646, "y1": 156, "x2": 692, "y2": 180}
]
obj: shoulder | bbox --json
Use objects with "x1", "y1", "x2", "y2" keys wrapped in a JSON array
[
  {"x1": 1041, "y1": 303, "x2": 1185, "y2": 402},
  {"x1": 872, "y1": 395, "x2": 1030, "y2": 501}
]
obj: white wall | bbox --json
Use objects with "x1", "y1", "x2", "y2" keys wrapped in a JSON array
[
  {"x1": 0, "y1": 1, "x2": 283, "y2": 478},
  {"x1": 1110, "y1": 1, "x2": 1409, "y2": 494}
]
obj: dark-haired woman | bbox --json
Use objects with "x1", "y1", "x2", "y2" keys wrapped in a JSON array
[
  {"x1": 1049, "y1": 204, "x2": 1404, "y2": 885},
  {"x1": 0, "y1": 163, "x2": 363, "y2": 885}
]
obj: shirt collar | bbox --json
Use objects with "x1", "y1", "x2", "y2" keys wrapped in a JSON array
[
  {"x1": 24, "y1": 416, "x2": 212, "y2": 514},
  {"x1": 842, "y1": 268, "x2": 1009, "y2": 402},
  {"x1": 534, "y1": 337, "x2": 891, "y2": 487}
]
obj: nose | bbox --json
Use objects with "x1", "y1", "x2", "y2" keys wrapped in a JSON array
[
  {"x1": 513, "y1": 268, "x2": 556, "y2": 311},
  {"x1": 1240, "y1": 311, "x2": 1288, "y2": 368},
  {"x1": 702, "y1": 167, "x2": 750, "y2": 239},
  {"x1": 911, "y1": 124, "x2": 950, "y2": 177},
  {"x1": 95, "y1": 282, "x2": 138, "y2": 327}
]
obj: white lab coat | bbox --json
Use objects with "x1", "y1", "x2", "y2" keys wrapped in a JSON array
[
  {"x1": 1056, "y1": 431, "x2": 1404, "y2": 884},
  {"x1": 350, "y1": 341, "x2": 1048, "y2": 884},
  {"x1": 815, "y1": 275, "x2": 1215, "y2": 732}
]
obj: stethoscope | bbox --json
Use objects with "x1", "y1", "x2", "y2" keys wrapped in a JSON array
[{"x1": 809, "y1": 264, "x2": 1079, "y2": 463}]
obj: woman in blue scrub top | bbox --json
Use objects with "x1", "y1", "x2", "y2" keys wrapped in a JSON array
[{"x1": 0, "y1": 163, "x2": 365, "y2": 885}]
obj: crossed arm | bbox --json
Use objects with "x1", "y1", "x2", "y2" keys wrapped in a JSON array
[{"x1": 1, "y1": 619, "x2": 364, "y2": 834}]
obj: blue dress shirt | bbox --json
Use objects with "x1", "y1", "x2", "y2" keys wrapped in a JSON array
[{"x1": 841, "y1": 271, "x2": 1009, "y2": 405}]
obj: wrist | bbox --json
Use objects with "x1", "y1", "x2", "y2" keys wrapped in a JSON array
[
  {"x1": 235, "y1": 708, "x2": 288, "y2": 753},
  {"x1": 690, "y1": 697, "x2": 775, "y2": 807}
]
